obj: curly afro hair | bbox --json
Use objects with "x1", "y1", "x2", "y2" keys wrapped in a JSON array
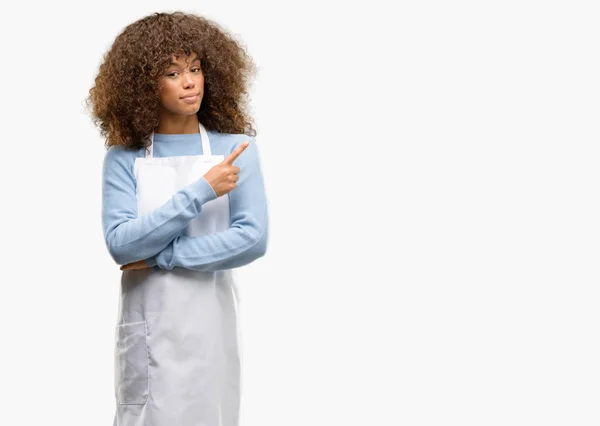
[{"x1": 86, "y1": 11, "x2": 257, "y2": 150}]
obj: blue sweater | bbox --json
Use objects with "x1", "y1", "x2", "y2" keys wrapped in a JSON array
[{"x1": 101, "y1": 130, "x2": 269, "y2": 271}]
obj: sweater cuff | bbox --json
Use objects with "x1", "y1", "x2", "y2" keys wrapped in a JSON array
[
  {"x1": 145, "y1": 255, "x2": 158, "y2": 268},
  {"x1": 191, "y1": 176, "x2": 218, "y2": 205},
  {"x1": 155, "y1": 244, "x2": 175, "y2": 270}
]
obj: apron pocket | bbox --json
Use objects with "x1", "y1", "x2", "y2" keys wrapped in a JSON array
[{"x1": 115, "y1": 321, "x2": 149, "y2": 405}]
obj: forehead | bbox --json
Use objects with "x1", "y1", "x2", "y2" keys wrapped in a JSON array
[{"x1": 169, "y1": 52, "x2": 200, "y2": 65}]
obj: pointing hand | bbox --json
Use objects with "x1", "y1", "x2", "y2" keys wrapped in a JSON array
[{"x1": 203, "y1": 141, "x2": 250, "y2": 197}]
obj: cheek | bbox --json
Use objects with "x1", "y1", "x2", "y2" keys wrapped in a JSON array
[{"x1": 159, "y1": 82, "x2": 178, "y2": 103}]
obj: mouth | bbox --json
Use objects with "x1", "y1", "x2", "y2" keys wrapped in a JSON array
[{"x1": 181, "y1": 93, "x2": 200, "y2": 99}]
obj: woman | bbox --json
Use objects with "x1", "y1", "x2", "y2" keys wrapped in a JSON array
[{"x1": 86, "y1": 11, "x2": 269, "y2": 426}]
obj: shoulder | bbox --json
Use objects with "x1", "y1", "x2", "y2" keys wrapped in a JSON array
[
  {"x1": 103, "y1": 145, "x2": 144, "y2": 175},
  {"x1": 207, "y1": 131, "x2": 259, "y2": 157},
  {"x1": 208, "y1": 131, "x2": 256, "y2": 148}
]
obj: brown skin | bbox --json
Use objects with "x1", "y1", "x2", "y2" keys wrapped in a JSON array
[{"x1": 155, "y1": 52, "x2": 205, "y2": 134}]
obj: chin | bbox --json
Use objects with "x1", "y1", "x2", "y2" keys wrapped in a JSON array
[{"x1": 178, "y1": 109, "x2": 200, "y2": 116}]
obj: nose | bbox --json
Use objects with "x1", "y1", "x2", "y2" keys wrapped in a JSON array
[{"x1": 182, "y1": 70, "x2": 195, "y2": 88}]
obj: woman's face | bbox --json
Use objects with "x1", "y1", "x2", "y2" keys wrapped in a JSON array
[{"x1": 158, "y1": 52, "x2": 204, "y2": 116}]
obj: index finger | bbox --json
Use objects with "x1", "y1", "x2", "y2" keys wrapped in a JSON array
[{"x1": 223, "y1": 141, "x2": 250, "y2": 165}]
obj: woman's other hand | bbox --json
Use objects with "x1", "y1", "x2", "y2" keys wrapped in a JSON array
[{"x1": 120, "y1": 260, "x2": 150, "y2": 271}]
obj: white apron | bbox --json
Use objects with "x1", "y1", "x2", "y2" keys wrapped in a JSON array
[{"x1": 112, "y1": 123, "x2": 242, "y2": 426}]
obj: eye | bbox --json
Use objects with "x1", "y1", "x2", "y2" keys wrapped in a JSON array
[
  {"x1": 167, "y1": 71, "x2": 179, "y2": 77},
  {"x1": 192, "y1": 67, "x2": 201, "y2": 73}
]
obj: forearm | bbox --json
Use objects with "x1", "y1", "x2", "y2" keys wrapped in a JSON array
[
  {"x1": 104, "y1": 177, "x2": 217, "y2": 265},
  {"x1": 147, "y1": 212, "x2": 268, "y2": 271},
  {"x1": 147, "y1": 137, "x2": 269, "y2": 271}
]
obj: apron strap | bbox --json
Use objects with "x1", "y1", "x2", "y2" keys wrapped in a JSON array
[
  {"x1": 199, "y1": 123, "x2": 211, "y2": 156},
  {"x1": 146, "y1": 122, "x2": 211, "y2": 158}
]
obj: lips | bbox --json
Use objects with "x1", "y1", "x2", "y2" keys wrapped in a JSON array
[{"x1": 181, "y1": 93, "x2": 200, "y2": 99}]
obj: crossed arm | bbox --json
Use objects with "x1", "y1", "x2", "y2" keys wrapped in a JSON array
[{"x1": 102, "y1": 138, "x2": 268, "y2": 272}]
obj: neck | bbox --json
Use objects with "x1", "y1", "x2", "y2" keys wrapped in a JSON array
[{"x1": 155, "y1": 112, "x2": 200, "y2": 134}]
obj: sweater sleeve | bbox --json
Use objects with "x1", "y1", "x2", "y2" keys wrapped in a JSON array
[
  {"x1": 146, "y1": 137, "x2": 269, "y2": 271},
  {"x1": 102, "y1": 146, "x2": 218, "y2": 265}
]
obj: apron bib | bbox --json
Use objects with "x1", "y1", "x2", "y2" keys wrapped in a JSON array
[{"x1": 113, "y1": 123, "x2": 242, "y2": 426}]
